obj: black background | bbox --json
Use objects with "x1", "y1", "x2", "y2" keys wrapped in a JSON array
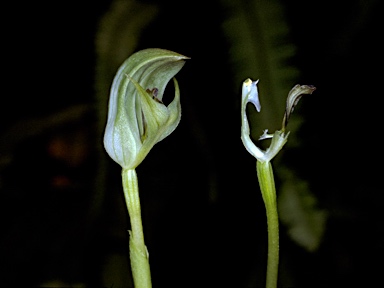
[{"x1": 1, "y1": 0, "x2": 383, "y2": 287}]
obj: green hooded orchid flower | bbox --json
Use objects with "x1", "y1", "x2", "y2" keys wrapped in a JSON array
[
  {"x1": 103, "y1": 48, "x2": 189, "y2": 170},
  {"x1": 103, "y1": 48, "x2": 188, "y2": 288}
]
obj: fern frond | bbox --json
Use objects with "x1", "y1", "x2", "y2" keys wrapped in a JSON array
[{"x1": 221, "y1": 0, "x2": 300, "y2": 135}]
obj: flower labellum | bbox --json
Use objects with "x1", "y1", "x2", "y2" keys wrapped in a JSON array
[
  {"x1": 241, "y1": 78, "x2": 267, "y2": 161},
  {"x1": 103, "y1": 48, "x2": 189, "y2": 169}
]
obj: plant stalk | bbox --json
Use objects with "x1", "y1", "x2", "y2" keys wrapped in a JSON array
[
  {"x1": 122, "y1": 168, "x2": 152, "y2": 288},
  {"x1": 256, "y1": 160, "x2": 279, "y2": 288}
]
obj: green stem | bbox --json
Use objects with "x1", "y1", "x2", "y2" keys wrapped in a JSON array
[
  {"x1": 122, "y1": 168, "x2": 152, "y2": 288},
  {"x1": 256, "y1": 161, "x2": 279, "y2": 288}
]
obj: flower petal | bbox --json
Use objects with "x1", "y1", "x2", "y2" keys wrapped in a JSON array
[
  {"x1": 241, "y1": 78, "x2": 266, "y2": 160},
  {"x1": 282, "y1": 84, "x2": 316, "y2": 130}
]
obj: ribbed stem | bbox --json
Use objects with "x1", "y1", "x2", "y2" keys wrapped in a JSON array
[
  {"x1": 256, "y1": 161, "x2": 279, "y2": 288},
  {"x1": 122, "y1": 168, "x2": 152, "y2": 288}
]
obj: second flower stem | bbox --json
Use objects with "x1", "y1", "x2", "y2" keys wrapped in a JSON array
[
  {"x1": 256, "y1": 160, "x2": 279, "y2": 288},
  {"x1": 122, "y1": 168, "x2": 152, "y2": 288}
]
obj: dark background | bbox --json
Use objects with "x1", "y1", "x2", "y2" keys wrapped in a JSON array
[{"x1": 1, "y1": 0, "x2": 383, "y2": 287}]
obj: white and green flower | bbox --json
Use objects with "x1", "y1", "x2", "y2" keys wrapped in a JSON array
[
  {"x1": 103, "y1": 48, "x2": 189, "y2": 169},
  {"x1": 241, "y1": 78, "x2": 316, "y2": 162}
]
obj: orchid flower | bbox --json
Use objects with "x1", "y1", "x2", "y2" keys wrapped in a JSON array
[
  {"x1": 241, "y1": 78, "x2": 315, "y2": 288},
  {"x1": 103, "y1": 48, "x2": 188, "y2": 288},
  {"x1": 104, "y1": 48, "x2": 189, "y2": 170},
  {"x1": 241, "y1": 78, "x2": 316, "y2": 163}
]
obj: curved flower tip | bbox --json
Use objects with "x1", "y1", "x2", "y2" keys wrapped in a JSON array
[
  {"x1": 103, "y1": 48, "x2": 189, "y2": 169},
  {"x1": 282, "y1": 84, "x2": 316, "y2": 131}
]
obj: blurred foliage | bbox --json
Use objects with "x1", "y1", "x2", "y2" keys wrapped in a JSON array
[
  {"x1": 220, "y1": 0, "x2": 299, "y2": 133},
  {"x1": 278, "y1": 168, "x2": 327, "y2": 252}
]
